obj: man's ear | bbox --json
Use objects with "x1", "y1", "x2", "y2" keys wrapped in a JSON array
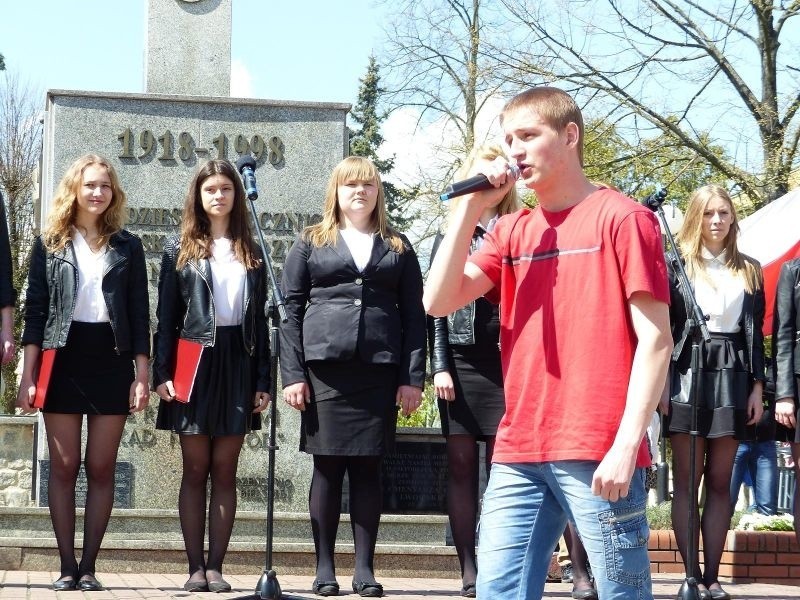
[{"x1": 564, "y1": 122, "x2": 580, "y2": 148}]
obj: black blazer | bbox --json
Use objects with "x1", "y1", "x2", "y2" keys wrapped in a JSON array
[
  {"x1": 21, "y1": 230, "x2": 151, "y2": 355},
  {"x1": 279, "y1": 231, "x2": 427, "y2": 389},
  {"x1": 772, "y1": 257, "x2": 800, "y2": 400},
  {"x1": 152, "y1": 235, "x2": 270, "y2": 391}
]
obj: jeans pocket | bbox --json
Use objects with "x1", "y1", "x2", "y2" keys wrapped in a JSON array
[{"x1": 597, "y1": 502, "x2": 651, "y2": 587}]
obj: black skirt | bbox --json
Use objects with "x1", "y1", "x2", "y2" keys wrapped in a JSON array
[
  {"x1": 156, "y1": 326, "x2": 261, "y2": 436},
  {"x1": 301, "y1": 357, "x2": 399, "y2": 456},
  {"x1": 775, "y1": 376, "x2": 800, "y2": 444},
  {"x1": 42, "y1": 322, "x2": 134, "y2": 415},
  {"x1": 666, "y1": 331, "x2": 754, "y2": 439},
  {"x1": 438, "y1": 340, "x2": 505, "y2": 438}
]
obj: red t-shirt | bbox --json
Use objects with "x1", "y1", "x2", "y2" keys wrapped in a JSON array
[{"x1": 469, "y1": 188, "x2": 669, "y2": 467}]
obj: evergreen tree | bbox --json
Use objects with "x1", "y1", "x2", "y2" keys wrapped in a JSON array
[
  {"x1": 349, "y1": 55, "x2": 417, "y2": 230},
  {"x1": 0, "y1": 53, "x2": 5, "y2": 71}
]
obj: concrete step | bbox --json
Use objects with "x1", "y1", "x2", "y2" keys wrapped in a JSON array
[
  {"x1": 0, "y1": 507, "x2": 449, "y2": 545},
  {"x1": 0, "y1": 507, "x2": 460, "y2": 576}
]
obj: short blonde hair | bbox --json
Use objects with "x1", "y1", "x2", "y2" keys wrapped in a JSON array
[{"x1": 501, "y1": 87, "x2": 584, "y2": 166}]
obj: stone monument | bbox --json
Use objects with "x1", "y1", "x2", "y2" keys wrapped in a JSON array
[
  {"x1": 35, "y1": 0, "x2": 349, "y2": 513},
  {"x1": 145, "y1": 0, "x2": 231, "y2": 96}
]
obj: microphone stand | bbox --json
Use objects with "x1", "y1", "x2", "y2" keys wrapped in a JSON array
[
  {"x1": 240, "y1": 160, "x2": 287, "y2": 600},
  {"x1": 642, "y1": 189, "x2": 710, "y2": 600}
]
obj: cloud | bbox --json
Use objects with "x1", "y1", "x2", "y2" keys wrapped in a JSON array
[{"x1": 231, "y1": 59, "x2": 254, "y2": 98}]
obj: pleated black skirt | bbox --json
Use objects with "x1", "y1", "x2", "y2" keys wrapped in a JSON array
[
  {"x1": 666, "y1": 331, "x2": 754, "y2": 439},
  {"x1": 156, "y1": 326, "x2": 261, "y2": 436},
  {"x1": 42, "y1": 322, "x2": 134, "y2": 415},
  {"x1": 301, "y1": 357, "x2": 399, "y2": 456}
]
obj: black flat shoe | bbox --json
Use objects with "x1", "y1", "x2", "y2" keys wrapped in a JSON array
[
  {"x1": 78, "y1": 574, "x2": 104, "y2": 591},
  {"x1": 571, "y1": 588, "x2": 598, "y2": 600},
  {"x1": 709, "y1": 587, "x2": 731, "y2": 600},
  {"x1": 352, "y1": 580, "x2": 383, "y2": 597},
  {"x1": 52, "y1": 575, "x2": 76, "y2": 591},
  {"x1": 312, "y1": 578, "x2": 340, "y2": 596},
  {"x1": 208, "y1": 578, "x2": 232, "y2": 593},
  {"x1": 460, "y1": 582, "x2": 476, "y2": 597},
  {"x1": 183, "y1": 577, "x2": 209, "y2": 592}
]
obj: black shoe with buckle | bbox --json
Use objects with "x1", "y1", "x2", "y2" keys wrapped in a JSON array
[
  {"x1": 352, "y1": 580, "x2": 383, "y2": 597},
  {"x1": 312, "y1": 578, "x2": 340, "y2": 596}
]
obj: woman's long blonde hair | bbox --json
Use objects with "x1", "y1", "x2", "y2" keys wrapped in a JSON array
[
  {"x1": 303, "y1": 156, "x2": 406, "y2": 253},
  {"x1": 446, "y1": 144, "x2": 520, "y2": 227},
  {"x1": 43, "y1": 154, "x2": 127, "y2": 253},
  {"x1": 176, "y1": 159, "x2": 259, "y2": 269},
  {"x1": 676, "y1": 184, "x2": 761, "y2": 293}
]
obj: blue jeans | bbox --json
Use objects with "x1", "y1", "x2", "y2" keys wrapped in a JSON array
[
  {"x1": 477, "y1": 461, "x2": 652, "y2": 600},
  {"x1": 730, "y1": 441, "x2": 778, "y2": 515}
]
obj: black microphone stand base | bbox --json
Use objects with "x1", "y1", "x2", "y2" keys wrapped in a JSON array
[
  {"x1": 255, "y1": 569, "x2": 281, "y2": 599},
  {"x1": 676, "y1": 577, "x2": 703, "y2": 600}
]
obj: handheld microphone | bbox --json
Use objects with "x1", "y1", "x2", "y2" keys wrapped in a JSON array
[
  {"x1": 235, "y1": 155, "x2": 258, "y2": 201},
  {"x1": 640, "y1": 188, "x2": 667, "y2": 211},
  {"x1": 439, "y1": 164, "x2": 521, "y2": 201}
]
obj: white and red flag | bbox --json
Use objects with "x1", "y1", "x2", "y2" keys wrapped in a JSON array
[{"x1": 739, "y1": 188, "x2": 800, "y2": 335}]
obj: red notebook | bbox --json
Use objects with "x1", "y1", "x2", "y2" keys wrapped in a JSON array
[
  {"x1": 173, "y1": 339, "x2": 204, "y2": 403},
  {"x1": 33, "y1": 349, "x2": 57, "y2": 409}
]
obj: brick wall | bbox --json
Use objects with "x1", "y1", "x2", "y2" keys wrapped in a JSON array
[{"x1": 648, "y1": 529, "x2": 800, "y2": 585}]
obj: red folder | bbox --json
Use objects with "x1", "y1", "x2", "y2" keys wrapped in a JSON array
[
  {"x1": 32, "y1": 349, "x2": 56, "y2": 409},
  {"x1": 173, "y1": 339, "x2": 204, "y2": 403}
]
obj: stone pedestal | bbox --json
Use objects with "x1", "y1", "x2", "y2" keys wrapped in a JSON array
[{"x1": 37, "y1": 89, "x2": 350, "y2": 511}]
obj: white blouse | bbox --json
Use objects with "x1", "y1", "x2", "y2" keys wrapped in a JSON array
[
  {"x1": 340, "y1": 228, "x2": 375, "y2": 272},
  {"x1": 209, "y1": 238, "x2": 246, "y2": 326},
  {"x1": 71, "y1": 229, "x2": 110, "y2": 323},
  {"x1": 693, "y1": 247, "x2": 745, "y2": 333}
]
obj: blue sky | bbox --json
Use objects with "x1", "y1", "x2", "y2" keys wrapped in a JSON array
[{"x1": 0, "y1": 0, "x2": 386, "y2": 105}]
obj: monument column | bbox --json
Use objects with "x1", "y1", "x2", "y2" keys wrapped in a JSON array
[{"x1": 145, "y1": 0, "x2": 232, "y2": 96}]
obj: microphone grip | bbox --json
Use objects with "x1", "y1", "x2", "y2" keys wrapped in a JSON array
[
  {"x1": 439, "y1": 164, "x2": 520, "y2": 201},
  {"x1": 440, "y1": 174, "x2": 490, "y2": 201}
]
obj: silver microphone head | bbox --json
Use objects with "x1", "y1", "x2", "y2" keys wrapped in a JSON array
[{"x1": 508, "y1": 164, "x2": 521, "y2": 179}]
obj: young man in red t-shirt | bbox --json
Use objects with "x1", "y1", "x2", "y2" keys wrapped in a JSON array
[{"x1": 424, "y1": 87, "x2": 672, "y2": 599}]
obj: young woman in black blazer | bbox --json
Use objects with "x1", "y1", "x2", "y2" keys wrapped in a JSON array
[
  {"x1": 280, "y1": 156, "x2": 426, "y2": 598},
  {"x1": 17, "y1": 154, "x2": 151, "y2": 592},
  {"x1": 153, "y1": 159, "x2": 271, "y2": 593}
]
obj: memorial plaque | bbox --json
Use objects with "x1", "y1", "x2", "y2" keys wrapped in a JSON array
[
  {"x1": 38, "y1": 461, "x2": 133, "y2": 509},
  {"x1": 381, "y1": 440, "x2": 448, "y2": 514}
]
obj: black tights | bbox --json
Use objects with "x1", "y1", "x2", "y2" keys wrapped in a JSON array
[
  {"x1": 563, "y1": 521, "x2": 593, "y2": 588},
  {"x1": 178, "y1": 434, "x2": 244, "y2": 580},
  {"x1": 309, "y1": 454, "x2": 383, "y2": 584},
  {"x1": 446, "y1": 434, "x2": 494, "y2": 587},
  {"x1": 791, "y1": 443, "x2": 800, "y2": 546},
  {"x1": 671, "y1": 434, "x2": 738, "y2": 589},
  {"x1": 44, "y1": 413, "x2": 127, "y2": 578}
]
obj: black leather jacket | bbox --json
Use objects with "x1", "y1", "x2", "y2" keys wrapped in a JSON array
[
  {"x1": 772, "y1": 257, "x2": 800, "y2": 401},
  {"x1": 0, "y1": 192, "x2": 16, "y2": 308},
  {"x1": 427, "y1": 229, "x2": 487, "y2": 374},
  {"x1": 152, "y1": 236, "x2": 270, "y2": 391},
  {"x1": 21, "y1": 231, "x2": 151, "y2": 355},
  {"x1": 667, "y1": 251, "x2": 765, "y2": 383}
]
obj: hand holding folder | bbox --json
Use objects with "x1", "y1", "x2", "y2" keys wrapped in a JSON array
[
  {"x1": 32, "y1": 349, "x2": 57, "y2": 409},
  {"x1": 172, "y1": 339, "x2": 204, "y2": 403}
]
